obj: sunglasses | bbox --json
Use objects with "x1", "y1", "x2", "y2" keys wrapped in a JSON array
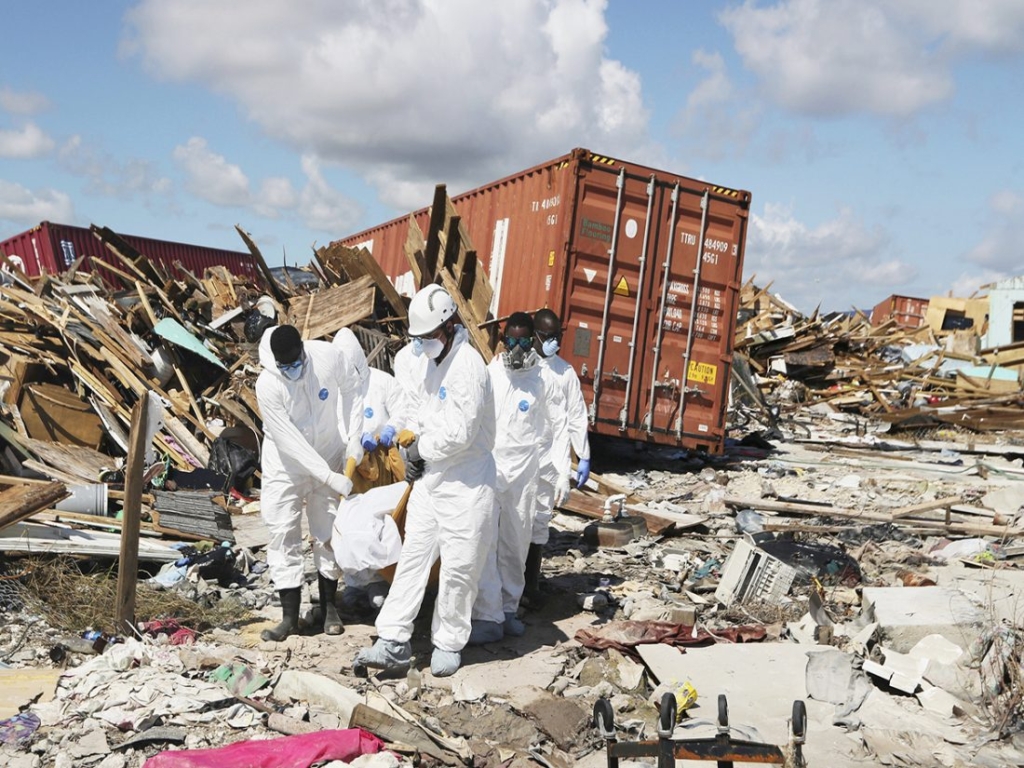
[
  {"x1": 536, "y1": 330, "x2": 560, "y2": 341},
  {"x1": 276, "y1": 359, "x2": 303, "y2": 373},
  {"x1": 504, "y1": 335, "x2": 534, "y2": 350}
]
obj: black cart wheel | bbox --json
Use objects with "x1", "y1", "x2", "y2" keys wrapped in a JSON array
[
  {"x1": 792, "y1": 699, "x2": 807, "y2": 739},
  {"x1": 717, "y1": 694, "x2": 729, "y2": 727},
  {"x1": 594, "y1": 698, "x2": 614, "y2": 733},
  {"x1": 659, "y1": 692, "x2": 677, "y2": 733}
]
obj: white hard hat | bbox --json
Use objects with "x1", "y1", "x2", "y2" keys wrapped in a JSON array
[
  {"x1": 255, "y1": 295, "x2": 277, "y2": 319},
  {"x1": 408, "y1": 285, "x2": 456, "y2": 336}
]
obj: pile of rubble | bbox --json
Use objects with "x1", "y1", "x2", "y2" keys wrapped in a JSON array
[{"x1": 2, "y1": 219, "x2": 1024, "y2": 767}]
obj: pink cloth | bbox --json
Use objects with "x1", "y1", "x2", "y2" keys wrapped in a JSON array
[{"x1": 143, "y1": 728, "x2": 385, "y2": 768}]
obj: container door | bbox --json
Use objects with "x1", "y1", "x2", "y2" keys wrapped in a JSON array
[
  {"x1": 560, "y1": 164, "x2": 663, "y2": 439},
  {"x1": 636, "y1": 185, "x2": 748, "y2": 452},
  {"x1": 560, "y1": 164, "x2": 748, "y2": 454}
]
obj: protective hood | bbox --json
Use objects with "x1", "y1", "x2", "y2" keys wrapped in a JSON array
[
  {"x1": 333, "y1": 327, "x2": 370, "y2": 387},
  {"x1": 259, "y1": 325, "x2": 304, "y2": 382}
]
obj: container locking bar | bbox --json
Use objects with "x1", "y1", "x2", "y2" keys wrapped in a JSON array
[
  {"x1": 618, "y1": 175, "x2": 655, "y2": 432},
  {"x1": 675, "y1": 190, "x2": 710, "y2": 440},
  {"x1": 589, "y1": 167, "x2": 626, "y2": 425},
  {"x1": 643, "y1": 182, "x2": 680, "y2": 433}
]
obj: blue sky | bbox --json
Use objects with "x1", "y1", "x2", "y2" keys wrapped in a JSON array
[{"x1": 2, "y1": 0, "x2": 1022, "y2": 313}]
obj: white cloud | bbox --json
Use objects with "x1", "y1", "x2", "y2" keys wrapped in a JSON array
[
  {"x1": 0, "y1": 86, "x2": 50, "y2": 115},
  {"x1": 123, "y1": 0, "x2": 649, "y2": 205},
  {"x1": 0, "y1": 122, "x2": 56, "y2": 159},
  {"x1": 720, "y1": 0, "x2": 953, "y2": 117},
  {"x1": 673, "y1": 49, "x2": 760, "y2": 160},
  {"x1": 964, "y1": 189, "x2": 1024, "y2": 273},
  {"x1": 0, "y1": 179, "x2": 74, "y2": 226},
  {"x1": 254, "y1": 177, "x2": 298, "y2": 218},
  {"x1": 172, "y1": 136, "x2": 251, "y2": 207},
  {"x1": 296, "y1": 155, "x2": 361, "y2": 234},
  {"x1": 59, "y1": 135, "x2": 173, "y2": 200},
  {"x1": 746, "y1": 202, "x2": 916, "y2": 311}
]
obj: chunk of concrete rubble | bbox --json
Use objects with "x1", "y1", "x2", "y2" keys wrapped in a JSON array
[
  {"x1": 272, "y1": 669, "x2": 362, "y2": 725},
  {"x1": 68, "y1": 726, "x2": 110, "y2": 760},
  {"x1": 860, "y1": 587, "x2": 985, "y2": 652},
  {"x1": 916, "y1": 684, "x2": 967, "y2": 717},
  {"x1": 863, "y1": 647, "x2": 928, "y2": 694},
  {"x1": 507, "y1": 685, "x2": 589, "y2": 751},
  {"x1": 578, "y1": 648, "x2": 645, "y2": 692}
]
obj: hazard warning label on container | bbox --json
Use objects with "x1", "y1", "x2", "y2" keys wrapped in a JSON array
[
  {"x1": 614, "y1": 276, "x2": 629, "y2": 296},
  {"x1": 687, "y1": 361, "x2": 717, "y2": 385}
]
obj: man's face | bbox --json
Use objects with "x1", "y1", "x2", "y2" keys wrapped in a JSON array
[
  {"x1": 503, "y1": 324, "x2": 533, "y2": 369},
  {"x1": 534, "y1": 317, "x2": 562, "y2": 357}
]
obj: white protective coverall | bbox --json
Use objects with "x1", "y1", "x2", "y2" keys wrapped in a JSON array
[
  {"x1": 256, "y1": 331, "x2": 363, "y2": 589},
  {"x1": 474, "y1": 352, "x2": 562, "y2": 620},
  {"x1": 534, "y1": 354, "x2": 590, "y2": 544},
  {"x1": 332, "y1": 328, "x2": 405, "y2": 439},
  {"x1": 374, "y1": 325, "x2": 497, "y2": 652},
  {"x1": 389, "y1": 340, "x2": 429, "y2": 434}
]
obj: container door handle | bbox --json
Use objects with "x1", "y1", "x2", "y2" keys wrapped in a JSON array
[{"x1": 643, "y1": 182, "x2": 680, "y2": 432}]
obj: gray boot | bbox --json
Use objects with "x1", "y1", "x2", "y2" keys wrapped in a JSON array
[
  {"x1": 261, "y1": 587, "x2": 301, "y2": 642},
  {"x1": 431, "y1": 647, "x2": 461, "y2": 677},
  {"x1": 467, "y1": 620, "x2": 503, "y2": 645}
]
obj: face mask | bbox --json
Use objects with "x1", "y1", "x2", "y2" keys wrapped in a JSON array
[
  {"x1": 420, "y1": 337, "x2": 444, "y2": 359},
  {"x1": 279, "y1": 361, "x2": 304, "y2": 381},
  {"x1": 542, "y1": 338, "x2": 560, "y2": 357},
  {"x1": 503, "y1": 346, "x2": 528, "y2": 370}
]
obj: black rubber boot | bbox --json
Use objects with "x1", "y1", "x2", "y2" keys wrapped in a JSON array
[
  {"x1": 318, "y1": 574, "x2": 344, "y2": 636},
  {"x1": 522, "y1": 543, "x2": 545, "y2": 609},
  {"x1": 261, "y1": 586, "x2": 301, "y2": 642}
]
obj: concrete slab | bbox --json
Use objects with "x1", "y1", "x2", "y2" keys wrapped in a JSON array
[
  {"x1": 0, "y1": 667, "x2": 61, "y2": 718},
  {"x1": 638, "y1": 641, "x2": 864, "y2": 767},
  {"x1": 934, "y1": 565, "x2": 1024, "y2": 626},
  {"x1": 861, "y1": 587, "x2": 986, "y2": 652}
]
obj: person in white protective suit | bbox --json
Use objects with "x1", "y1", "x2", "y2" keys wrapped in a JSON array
[
  {"x1": 525, "y1": 308, "x2": 591, "y2": 607},
  {"x1": 353, "y1": 285, "x2": 497, "y2": 678},
  {"x1": 255, "y1": 325, "x2": 365, "y2": 641},
  {"x1": 469, "y1": 311, "x2": 569, "y2": 644},
  {"x1": 331, "y1": 327, "x2": 406, "y2": 611}
]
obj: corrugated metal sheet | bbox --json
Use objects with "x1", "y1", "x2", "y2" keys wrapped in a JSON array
[
  {"x1": 337, "y1": 148, "x2": 751, "y2": 453},
  {"x1": 0, "y1": 222, "x2": 262, "y2": 284}
]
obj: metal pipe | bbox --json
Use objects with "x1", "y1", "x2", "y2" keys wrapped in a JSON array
[
  {"x1": 619, "y1": 175, "x2": 655, "y2": 431},
  {"x1": 589, "y1": 167, "x2": 627, "y2": 424},
  {"x1": 675, "y1": 190, "x2": 710, "y2": 439},
  {"x1": 643, "y1": 182, "x2": 680, "y2": 432}
]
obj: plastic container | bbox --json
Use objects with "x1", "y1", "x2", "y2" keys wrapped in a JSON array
[{"x1": 55, "y1": 483, "x2": 109, "y2": 516}]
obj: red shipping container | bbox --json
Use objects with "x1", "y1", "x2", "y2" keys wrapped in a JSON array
[
  {"x1": 0, "y1": 221, "x2": 262, "y2": 285},
  {"x1": 338, "y1": 148, "x2": 751, "y2": 454},
  {"x1": 870, "y1": 294, "x2": 928, "y2": 328}
]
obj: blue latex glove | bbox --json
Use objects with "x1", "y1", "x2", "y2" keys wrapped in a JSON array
[
  {"x1": 576, "y1": 458, "x2": 591, "y2": 489},
  {"x1": 361, "y1": 432, "x2": 377, "y2": 452},
  {"x1": 379, "y1": 424, "x2": 397, "y2": 448}
]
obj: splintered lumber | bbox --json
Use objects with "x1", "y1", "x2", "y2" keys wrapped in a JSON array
[
  {"x1": 349, "y1": 704, "x2": 458, "y2": 765},
  {"x1": 150, "y1": 490, "x2": 234, "y2": 543},
  {"x1": 723, "y1": 496, "x2": 1024, "y2": 538},
  {"x1": 890, "y1": 496, "x2": 963, "y2": 520},
  {"x1": 559, "y1": 489, "x2": 676, "y2": 535},
  {"x1": 235, "y1": 224, "x2": 289, "y2": 303},
  {"x1": 0, "y1": 481, "x2": 68, "y2": 532},
  {"x1": 319, "y1": 242, "x2": 407, "y2": 321},
  {"x1": 285, "y1": 275, "x2": 375, "y2": 340},
  {"x1": 116, "y1": 398, "x2": 148, "y2": 633}
]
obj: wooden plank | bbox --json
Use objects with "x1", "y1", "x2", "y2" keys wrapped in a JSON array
[
  {"x1": 422, "y1": 184, "x2": 447, "y2": 283},
  {"x1": 0, "y1": 481, "x2": 68, "y2": 532},
  {"x1": 333, "y1": 244, "x2": 407, "y2": 320},
  {"x1": 116, "y1": 398, "x2": 148, "y2": 632},
  {"x1": 235, "y1": 224, "x2": 289, "y2": 303},
  {"x1": 890, "y1": 496, "x2": 963, "y2": 520},
  {"x1": 723, "y1": 496, "x2": 1023, "y2": 538},
  {"x1": 439, "y1": 270, "x2": 494, "y2": 358},
  {"x1": 403, "y1": 216, "x2": 428, "y2": 290},
  {"x1": 350, "y1": 704, "x2": 459, "y2": 765},
  {"x1": 284, "y1": 275, "x2": 375, "y2": 340}
]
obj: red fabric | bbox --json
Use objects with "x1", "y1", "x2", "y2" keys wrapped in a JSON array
[
  {"x1": 143, "y1": 728, "x2": 385, "y2": 768},
  {"x1": 574, "y1": 620, "x2": 767, "y2": 658}
]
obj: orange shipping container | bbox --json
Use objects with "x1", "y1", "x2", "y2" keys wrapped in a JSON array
[{"x1": 338, "y1": 148, "x2": 751, "y2": 454}]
